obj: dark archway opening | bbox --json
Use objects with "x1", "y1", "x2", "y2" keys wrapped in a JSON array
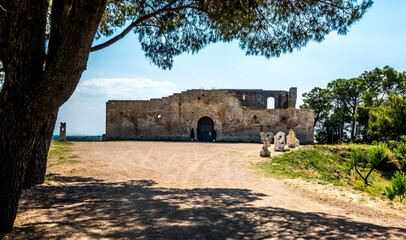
[{"x1": 197, "y1": 117, "x2": 215, "y2": 142}]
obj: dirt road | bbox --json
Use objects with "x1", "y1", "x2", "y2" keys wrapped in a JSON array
[{"x1": 11, "y1": 142, "x2": 406, "y2": 239}]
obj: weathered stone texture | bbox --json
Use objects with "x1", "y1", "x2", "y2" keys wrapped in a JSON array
[
  {"x1": 59, "y1": 122, "x2": 66, "y2": 142},
  {"x1": 105, "y1": 89, "x2": 314, "y2": 144}
]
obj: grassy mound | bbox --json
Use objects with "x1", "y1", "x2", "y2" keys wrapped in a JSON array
[
  {"x1": 257, "y1": 147, "x2": 348, "y2": 185},
  {"x1": 256, "y1": 146, "x2": 401, "y2": 201}
]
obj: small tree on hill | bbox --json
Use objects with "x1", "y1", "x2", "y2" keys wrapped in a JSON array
[
  {"x1": 386, "y1": 171, "x2": 406, "y2": 202},
  {"x1": 348, "y1": 145, "x2": 388, "y2": 187}
]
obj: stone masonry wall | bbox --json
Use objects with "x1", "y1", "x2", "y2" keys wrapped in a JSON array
[{"x1": 105, "y1": 89, "x2": 314, "y2": 144}]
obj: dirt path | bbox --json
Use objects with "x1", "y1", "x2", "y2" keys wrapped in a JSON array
[{"x1": 10, "y1": 142, "x2": 406, "y2": 239}]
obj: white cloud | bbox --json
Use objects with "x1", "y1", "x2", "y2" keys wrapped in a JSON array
[
  {"x1": 55, "y1": 77, "x2": 178, "y2": 135},
  {"x1": 76, "y1": 77, "x2": 177, "y2": 100}
]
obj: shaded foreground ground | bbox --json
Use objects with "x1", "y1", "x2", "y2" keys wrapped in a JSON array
[{"x1": 9, "y1": 142, "x2": 406, "y2": 239}]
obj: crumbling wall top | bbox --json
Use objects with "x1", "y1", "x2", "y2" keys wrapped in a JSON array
[{"x1": 107, "y1": 87, "x2": 298, "y2": 110}]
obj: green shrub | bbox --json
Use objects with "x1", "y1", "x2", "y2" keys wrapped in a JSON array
[
  {"x1": 392, "y1": 136, "x2": 406, "y2": 167},
  {"x1": 347, "y1": 145, "x2": 388, "y2": 187},
  {"x1": 385, "y1": 186, "x2": 395, "y2": 201},
  {"x1": 368, "y1": 145, "x2": 388, "y2": 166},
  {"x1": 347, "y1": 147, "x2": 366, "y2": 172},
  {"x1": 386, "y1": 171, "x2": 406, "y2": 202}
]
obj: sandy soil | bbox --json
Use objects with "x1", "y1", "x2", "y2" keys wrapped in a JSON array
[{"x1": 8, "y1": 141, "x2": 406, "y2": 239}]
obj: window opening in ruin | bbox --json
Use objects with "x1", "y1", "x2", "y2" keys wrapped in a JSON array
[
  {"x1": 267, "y1": 97, "x2": 275, "y2": 109},
  {"x1": 197, "y1": 117, "x2": 215, "y2": 142},
  {"x1": 253, "y1": 115, "x2": 259, "y2": 124},
  {"x1": 243, "y1": 94, "x2": 246, "y2": 100}
]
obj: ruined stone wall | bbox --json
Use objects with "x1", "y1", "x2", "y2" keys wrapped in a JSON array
[
  {"x1": 226, "y1": 88, "x2": 297, "y2": 109},
  {"x1": 105, "y1": 89, "x2": 314, "y2": 144}
]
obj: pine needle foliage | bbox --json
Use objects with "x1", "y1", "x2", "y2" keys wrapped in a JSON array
[
  {"x1": 386, "y1": 171, "x2": 406, "y2": 202},
  {"x1": 95, "y1": 0, "x2": 373, "y2": 69}
]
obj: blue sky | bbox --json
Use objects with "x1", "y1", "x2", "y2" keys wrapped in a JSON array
[{"x1": 54, "y1": 1, "x2": 406, "y2": 135}]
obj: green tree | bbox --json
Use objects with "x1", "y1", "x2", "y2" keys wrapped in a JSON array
[
  {"x1": 356, "y1": 66, "x2": 406, "y2": 140},
  {"x1": 328, "y1": 78, "x2": 364, "y2": 140},
  {"x1": 326, "y1": 81, "x2": 350, "y2": 143},
  {"x1": 354, "y1": 105, "x2": 373, "y2": 141},
  {"x1": 393, "y1": 136, "x2": 406, "y2": 165},
  {"x1": 359, "y1": 66, "x2": 406, "y2": 108},
  {"x1": 368, "y1": 95, "x2": 406, "y2": 140},
  {"x1": 300, "y1": 87, "x2": 332, "y2": 127},
  {"x1": 0, "y1": 0, "x2": 373, "y2": 234},
  {"x1": 301, "y1": 82, "x2": 360, "y2": 143},
  {"x1": 300, "y1": 87, "x2": 339, "y2": 144},
  {"x1": 348, "y1": 146, "x2": 388, "y2": 187},
  {"x1": 386, "y1": 171, "x2": 406, "y2": 202},
  {"x1": 302, "y1": 66, "x2": 405, "y2": 144}
]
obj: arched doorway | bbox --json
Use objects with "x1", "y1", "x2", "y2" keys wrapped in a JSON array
[{"x1": 197, "y1": 117, "x2": 215, "y2": 142}]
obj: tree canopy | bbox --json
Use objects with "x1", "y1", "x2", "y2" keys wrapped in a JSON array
[
  {"x1": 301, "y1": 66, "x2": 406, "y2": 143},
  {"x1": 91, "y1": 0, "x2": 373, "y2": 69}
]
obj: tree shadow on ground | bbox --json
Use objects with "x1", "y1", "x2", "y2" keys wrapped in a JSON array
[{"x1": 10, "y1": 175, "x2": 406, "y2": 239}]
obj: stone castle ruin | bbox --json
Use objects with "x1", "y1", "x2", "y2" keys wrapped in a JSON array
[{"x1": 104, "y1": 88, "x2": 314, "y2": 144}]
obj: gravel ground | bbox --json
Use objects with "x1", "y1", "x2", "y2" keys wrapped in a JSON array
[{"x1": 8, "y1": 141, "x2": 406, "y2": 239}]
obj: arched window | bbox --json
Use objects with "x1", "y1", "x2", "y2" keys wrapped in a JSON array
[{"x1": 267, "y1": 97, "x2": 275, "y2": 109}]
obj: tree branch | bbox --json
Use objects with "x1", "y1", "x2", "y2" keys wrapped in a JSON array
[
  {"x1": 318, "y1": 0, "x2": 352, "y2": 13},
  {"x1": 364, "y1": 166, "x2": 375, "y2": 186},
  {"x1": 90, "y1": 4, "x2": 198, "y2": 52},
  {"x1": 354, "y1": 165, "x2": 366, "y2": 182}
]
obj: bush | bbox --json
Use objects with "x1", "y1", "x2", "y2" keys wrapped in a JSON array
[
  {"x1": 386, "y1": 171, "x2": 406, "y2": 202},
  {"x1": 346, "y1": 147, "x2": 366, "y2": 173},
  {"x1": 385, "y1": 186, "x2": 395, "y2": 201},
  {"x1": 368, "y1": 145, "x2": 388, "y2": 167},
  {"x1": 392, "y1": 136, "x2": 406, "y2": 169},
  {"x1": 347, "y1": 145, "x2": 388, "y2": 187}
]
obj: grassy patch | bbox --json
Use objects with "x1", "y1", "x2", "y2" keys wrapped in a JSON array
[
  {"x1": 44, "y1": 173, "x2": 58, "y2": 181},
  {"x1": 257, "y1": 147, "x2": 349, "y2": 185},
  {"x1": 256, "y1": 145, "x2": 402, "y2": 203},
  {"x1": 47, "y1": 141, "x2": 78, "y2": 167}
]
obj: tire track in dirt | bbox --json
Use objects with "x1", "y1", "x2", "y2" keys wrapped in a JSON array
[
  {"x1": 181, "y1": 149, "x2": 214, "y2": 187},
  {"x1": 33, "y1": 141, "x2": 406, "y2": 240},
  {"x1": 138, "y1": 147, "x2": 152, "y2": 168}
]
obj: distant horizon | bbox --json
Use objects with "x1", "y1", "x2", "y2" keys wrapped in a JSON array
[{"x1": 53, "y1": 134, "x2": 103, "y2": 137}]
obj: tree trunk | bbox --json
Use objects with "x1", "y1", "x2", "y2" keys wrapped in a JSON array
[
  {"x1": 0, "y1": 0, "x2": 48, "y2": 233},
  {"x1": 340, "y1": 114, "x2": 345, "y2": 143},
  {"x1": 0, "y1": 104, "x2": 46, "y2": 233},
  {"x1": 0, "y1": 0, "x2": 107, "y2": 234},
  {"x1": 23, "y1": 111, "x2": 58, "y2": 189},
  {"x1": 351, "y1": 105, "x2": 357, "y2": 140},
  {"x1": 351, "y1": 113, "x2": 355, "y2": 140}
]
